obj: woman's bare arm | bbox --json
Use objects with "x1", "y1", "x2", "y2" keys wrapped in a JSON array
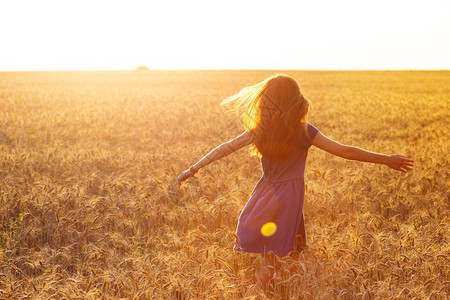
[
  {"x1": 311, "y1": 132, "x2": 414, "y2": 173},
  {"x1": 177, "y1": 131, "x2": 254, "y2": 187}
]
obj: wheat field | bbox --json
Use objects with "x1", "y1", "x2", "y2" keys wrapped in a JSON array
[{"x1": 0, "y1": 70, "x2": 448, "y2": 299}]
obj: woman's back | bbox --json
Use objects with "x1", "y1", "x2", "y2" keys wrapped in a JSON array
[{"x1": 259, "y1": 123, "x2": 318, "y2": 183}]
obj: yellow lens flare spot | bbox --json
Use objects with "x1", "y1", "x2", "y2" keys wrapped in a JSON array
[{"x1": 261, "y1": 222, "x2": 277, "y2": 237}]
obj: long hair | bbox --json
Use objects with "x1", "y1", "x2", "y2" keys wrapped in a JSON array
[{"x1": 221, "y1": 74, "x2": 310, "y2": 160}]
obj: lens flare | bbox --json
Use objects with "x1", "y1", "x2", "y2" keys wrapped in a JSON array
[{"x1": 261, "y1": 222, "x2": 277, "y2": 237}]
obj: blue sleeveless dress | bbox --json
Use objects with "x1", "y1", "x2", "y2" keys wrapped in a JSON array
[{"x1": 234, "y1": 123, "x2": 319, "y2": 255}]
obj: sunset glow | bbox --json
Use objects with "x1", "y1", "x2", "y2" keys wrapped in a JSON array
[{"x1": 1, "y1": 0, "x2": 449, "y2": 71}]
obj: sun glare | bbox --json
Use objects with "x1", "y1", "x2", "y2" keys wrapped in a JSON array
[{"x1": 0, "y1": 0, "x2": 449, "y2": 70}]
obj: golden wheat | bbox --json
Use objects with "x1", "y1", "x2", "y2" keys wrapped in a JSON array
[{"x1": 0, "y1": 70, "x2": 448, "y2": 299}]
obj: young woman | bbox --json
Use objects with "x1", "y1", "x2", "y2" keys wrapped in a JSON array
[{"x1": 177, "y1": 73, "x2": 413, "y2": 257}]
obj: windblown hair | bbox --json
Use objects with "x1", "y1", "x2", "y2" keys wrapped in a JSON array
[{"x1": 221, "y1": 74, "x2": 310, "y2": 160}]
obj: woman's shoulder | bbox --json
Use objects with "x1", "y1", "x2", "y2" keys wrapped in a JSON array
[
  {"x1": 306, "y1": 123, "x2": 319, "y2": 140},
  {"x1": 294, "y1": 123, "x2": 319, "y2": 148}
]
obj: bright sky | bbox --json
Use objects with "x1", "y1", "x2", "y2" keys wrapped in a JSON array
[{"x1": 0, "y1": 0, "x2": 449, "y2": 70}]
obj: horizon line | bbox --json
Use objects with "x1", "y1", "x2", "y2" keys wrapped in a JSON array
[{"x1": 0, "y1": 68, "x2": 449, "y2": 72}]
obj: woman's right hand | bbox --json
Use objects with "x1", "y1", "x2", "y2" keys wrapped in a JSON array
[
  {"x1": 385, "y1": 155, "x2": 414, "y2": 173},
  {"x1": 177, "y1": 169, "x2": 195, "y2": 187}
]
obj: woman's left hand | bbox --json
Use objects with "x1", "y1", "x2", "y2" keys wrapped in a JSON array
[
  {"x1": 385, "y1": 154, "x2": 414, "y2": 173},
  {"x1": 177, "y1": 169, "x2": 195, "y2": 187}
]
